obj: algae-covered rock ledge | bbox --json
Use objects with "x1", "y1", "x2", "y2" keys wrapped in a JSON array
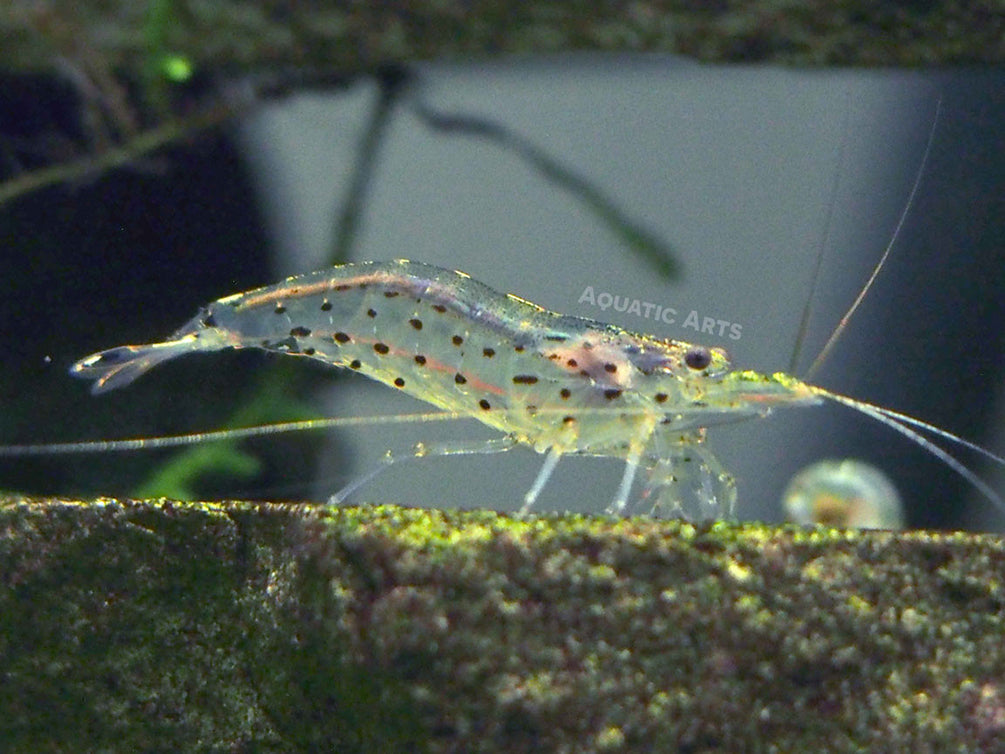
[{"x1": 2, "y1": 497, "x2": 1004, "y2": 752}]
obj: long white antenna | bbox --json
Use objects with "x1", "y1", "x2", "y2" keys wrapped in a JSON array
[
  {"x1": 0, "y1": 411, "x2": 468, "y2": 455},
  {"x1": 805, "y1": 97, "x2": 942, "y2": 382},
  {"x1": 812, "y1": 386, "x2": 1005, "y2": 514},
  {"x1": 788, "y1": 91, "x2": 852, "y2": 376}
]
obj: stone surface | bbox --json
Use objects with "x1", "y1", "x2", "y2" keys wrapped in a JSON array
[{"x1": 2, "y1": 497, "x2": 1005, "y2": 751}]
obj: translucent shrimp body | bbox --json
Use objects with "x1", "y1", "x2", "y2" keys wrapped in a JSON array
[{"x1": 72, "y1": 259, "x2": 820, "y2": 517}]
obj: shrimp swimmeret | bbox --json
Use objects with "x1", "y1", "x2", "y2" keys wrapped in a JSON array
[{"x1": 26, "y1": 258, "x2": 1002, "y2": 519}]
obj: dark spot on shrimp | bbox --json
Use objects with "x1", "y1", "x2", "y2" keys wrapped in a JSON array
[
  {"x1": 414, "y1": 355, "x2": 427, "y2": 365},
  {"x1": 483, "y1": 347, "x2": 496, "y2": 358},
  {"x1": 349, "y1": 359, "x2": 362, "y2": 369},
  {"x1": 547, "y1": 353, "x2": 560, "y2": 360},
  {"x1": 545, "y1": 334, "x2": 568, "y2": 342},
  {"x1": 655, "y1": 393, "x2": 668, "y2": 403},
  {"x1": 604, "y1": 363, "x2": 617, "y2": 373},
  {"x1": 525, "y1": 405, "x2": 538, "y2": 414},
  {"x1": 452, "y1": 335, "x2": 463, "y2": 346},
  {"x1": 394, "y1": 377, "x2": 405, "y2": 388},
  {"x1": 201, "y1": 312, "x2": 217, "y2": 327},
  {"x1": 409, "y1": 318, "x2": 423, "y2": 330},
  {"x1": 303, "y1": 347, "x2": 316, "y2": 355},
  {"x1": 374, "y1": 342, "x2": 390, "y2": 355},
  {"x1": 367, "y1": 308, "x2": 377, "y2": 318},
  {"x1": 604, "y1": 389, "x2": 622, "y2": 400},
  {"x1": 455, "y1": 373, "x2": 467, "y2": 385},
  {"x1": 384, "y1": 291, "x2": 400, "y2": 298},
  {"x1": 479, "y1": 399, "x2": 491, "y2": 410},
  {"x1": 563, "y1": 416, "x2": 576, "y2": 425},
  {"x1": 290, "y1": 326, "x2": 311, "y2": 337},
  {"x1": 514, "y1": 345, "x2": 525, "y2": 353},
  {"x1": 560, "y1": 388, "x2": 571, "y2": 400},
  {"x1": 685, "y1": 346, "x2": 712, "y2": 370},
  {"x1": 334, "y1": 332, "x2": 351, "y2": 344},
  {"x1": 274, "y1": 304, "x2": 287, "y2": 314},
  {"x1": 320, "y1": 301, "x2": 333, "y2": 311},
  {"x1": 334, "y1": 284, "x2": 350, "y2": 292},
  {"x1": 512, "y1": 375, "x2": 539, "y2": 385},
  {"x1": 566, "y1": 358, "x2": 578, "y2": 368},
  {"x1": 433, "y1": 304, "x2": 447, "y2": 313}
]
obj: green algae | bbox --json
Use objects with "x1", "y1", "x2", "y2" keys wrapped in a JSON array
[{"x1": 2, "y1": 497, "x2": 1005, "y2": 752}]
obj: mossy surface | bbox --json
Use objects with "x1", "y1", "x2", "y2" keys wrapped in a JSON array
[
  {"x1": 2, "y1": 497, "x2": 1005, "y2": 752},
  {"x1": 5, "y1": 1, "x2": 1002, "y2": 72}
]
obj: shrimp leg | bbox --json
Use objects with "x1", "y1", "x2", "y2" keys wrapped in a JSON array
[
  {"x1": 605, "y1": 417, "x2": 661, "y2": 516},
  {"x1": 519, "y1": 446, "x2": 565, "y2": 515},
  {"x1": 330, "y1": 436, "x2": 518, "y2": 504},
  {"x1": 641, "y1": 441, "x2": 737, "y2": 520},
  {"x1": 604, "y1": 452, "x2": 643, "y2": 517}
]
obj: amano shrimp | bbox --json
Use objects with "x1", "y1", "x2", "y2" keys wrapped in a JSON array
[{"x1": 53, "y1": 258, "x2": 1004, "y2": 518}]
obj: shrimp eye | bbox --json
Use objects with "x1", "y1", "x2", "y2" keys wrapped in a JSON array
[{"x1": 684, "y1": 346, "x2": 712, "y2": 370}]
